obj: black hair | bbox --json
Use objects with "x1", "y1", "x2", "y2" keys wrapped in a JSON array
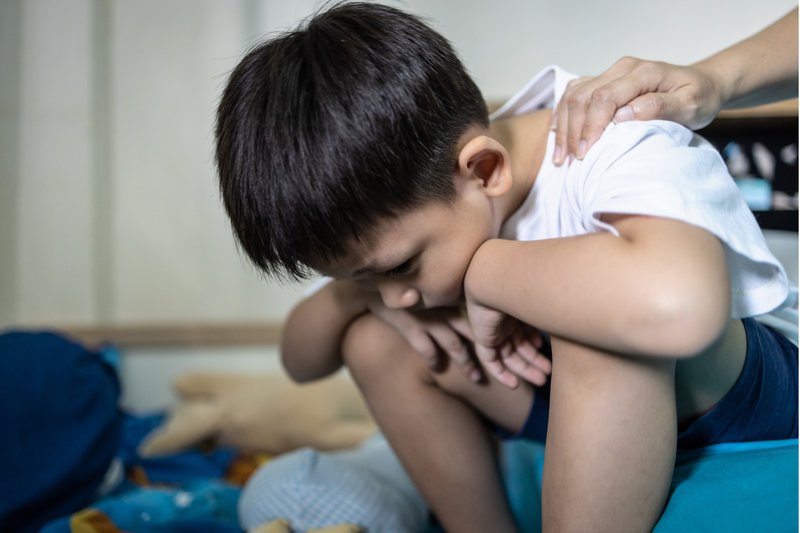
[{"x1": 215, "y1": 2, "x2": 489, "y2": 280}]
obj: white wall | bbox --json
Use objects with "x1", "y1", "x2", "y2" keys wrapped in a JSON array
[
  {"x1": 2, "y1": 0, "x2": 796, "y2": 409},
  {"x1": 106, "y1": 0, "x2": 309, "y2": 324},
  {"x1": 414, "y1": 0, "x2": 798, "y2": 101},
  {"x1": 3, "y1": 0, "x2": 796, "y2": 327},
  {"x1": 0, "y1": 0, "x2": 22, "y2": 326}
]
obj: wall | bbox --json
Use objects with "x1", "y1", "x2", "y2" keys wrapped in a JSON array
[
  {"x1": 0, "y1": 0, "x2": 22, "y2": 326},
  {"x1": 2, "y1": 0, "x2": 796, "y2": 409}
]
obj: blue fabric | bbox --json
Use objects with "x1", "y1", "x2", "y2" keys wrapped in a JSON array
[
  {"x1": 39, "y1": 480, "x2": 242, "y2": 533},
  {"x1": 499, "y1": 439, "x2": 799, "y2": 533},
  {"x1": 509, "y1": 318, "x2": 798, "y2": 449},
  {"x1": 656, "y1": 439, "x2": 799, "y2": 532},
  {"x1": 117, "y1": 411, "x2": 237, "y2": 483},
  {"x1": 677, "y1": 318, "x2": 798, "y2": 448},
  {"x1": 495, "y1": 380, "x2": 550, "y2": 443},
  {"x1": 40, "y1": 412, "x2": 243, "y2": 533},
  {"x1": 0, "y1": 330, "x2": 121, "y2": 533}
]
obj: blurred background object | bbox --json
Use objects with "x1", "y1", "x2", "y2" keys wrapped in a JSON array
[{"x1": 1, "y1": 0, "x2": 795, "y2": 411}]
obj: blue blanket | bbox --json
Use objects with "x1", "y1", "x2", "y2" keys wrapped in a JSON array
[{"x1": 501, "y1": 438, "x2": 799, "y2": 532}]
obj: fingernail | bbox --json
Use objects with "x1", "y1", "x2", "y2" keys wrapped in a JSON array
[
  {"x1": 470, "y1": 369, "x2": 481, "y2": 382},
  {"x1": 614, "y1": 105, "x2": 635, "y2": 123},
  {"x1": 576, "y1": 140, "x2": 587, "y2": 160},
  {"x1": 553, "y1": 144, "x2": 565, "y2": 165}
]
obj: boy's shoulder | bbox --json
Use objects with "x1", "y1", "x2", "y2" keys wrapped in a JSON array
[
  {"x1": 573, "y1": 117, "x2": 726, "y2": 192},
  {"x1": 587, "y1": 119, "x2": 698, "y2": 164}
]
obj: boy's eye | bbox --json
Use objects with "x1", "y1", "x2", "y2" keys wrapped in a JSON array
[{"x1": 385, "y1": 258, "x2": 415, "y2": 277}]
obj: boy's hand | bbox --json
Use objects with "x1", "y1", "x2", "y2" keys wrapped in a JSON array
[
  {"x1": 465, "y1": 297, "x2": 551, "y2": 389},
  {"x1": 366, "y1": 297, "x2": 484, "y2": 382}
]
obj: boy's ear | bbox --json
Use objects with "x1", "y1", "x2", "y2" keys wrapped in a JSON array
[{"x1": 457, "y1": 135, "x2": 512, "y2": 197}]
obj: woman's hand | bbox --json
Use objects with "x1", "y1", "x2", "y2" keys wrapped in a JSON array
[{"x1": 552, "y1": 57, "x2": 722, "y2": 165}]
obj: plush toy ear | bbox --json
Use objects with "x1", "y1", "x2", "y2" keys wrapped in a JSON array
[
  {"x1": 138, "y1": 402, "x2": 224, "y2": 457},
  {"x1": 174, "y1": 372, "x2": 257, "y2": 400}
]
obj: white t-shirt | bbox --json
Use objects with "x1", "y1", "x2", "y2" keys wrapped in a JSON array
[{"x1": 493, "y1": 65, "x2": 789, "y2": 320}]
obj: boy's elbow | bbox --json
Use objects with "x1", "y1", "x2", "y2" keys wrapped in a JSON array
[
  {"x1": 664, "y1": 291, "x2": 728, "y2": 358},
  {"x1": 630, "y1": 278, "x2": 730, "y2": 358},
  {"x1": 279, "y1": 342, "x2": 333, "y2": 383},
  {"x1": 280, "y1": 332, "x2": 344, "y2": 383},
  {"x1": 280, "y1": 350, "x2": 309, "y2": 383}
]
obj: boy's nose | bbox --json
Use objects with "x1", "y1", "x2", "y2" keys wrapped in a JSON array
[{"x1": 378, "y1": 283, "x2": 421, "y2": 310}]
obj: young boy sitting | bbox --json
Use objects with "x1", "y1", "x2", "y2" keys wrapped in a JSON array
[{"x1": 214, "y1": 3, "x2": 797, "y2": 531}]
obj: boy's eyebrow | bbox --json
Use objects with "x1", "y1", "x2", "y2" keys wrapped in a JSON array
[
  {"x1": 352, "y1": 263, "x2": 388, "y2": 277},
  {"x1": 352, "y1": 256, "x2": 411, "y2": 277}
]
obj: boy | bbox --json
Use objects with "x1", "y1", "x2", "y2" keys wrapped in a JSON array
[{"x1": 215, "y1": 3, "x2": 797, "y2": 531}]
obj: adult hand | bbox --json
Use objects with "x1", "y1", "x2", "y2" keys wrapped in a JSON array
[
  {"x1": 366, "y1": 297, "x2": 484, "y2": 382},
  {"x1": 464, "y1": 297, "x2": 551, "y2": 389},
  {"x1": 552, "y1": 57, "x2": 722, "y2": 165}
]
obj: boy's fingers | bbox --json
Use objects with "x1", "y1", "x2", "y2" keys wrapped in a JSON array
[
  {"x1": 475, "y1": 344, "x2": 518, "y2": 389},
  {"x1": 403, "y1": 330, "x2": 439, "y2": 367},
  {"x1": 503, "y1": 354, "x2": 548, "y2": 387},
  {"x1": 514, "y1": 341, "x2": 552, "y2": 375},
  {"x1": 531, "y1": 331, "x2": 544, "y2": 349},
  {"x1": 447, "y1": 315, "x2": 475, "y2": 341},
  {"x1": 463, "y1": 362, "x2": 483, "y2": 383},
  {"x1": 427, "y1": 323, "x2": 483, "y2": 382},
  {"x1": 511, "y1": 337, "x2": 538, "y2": 364},
  {"x1": 427, "y1": 323, "x2": 471, "y2": 365}
]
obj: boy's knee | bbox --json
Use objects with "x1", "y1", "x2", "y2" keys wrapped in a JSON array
[
  {"x1": 342, "y1": 314, "x2": 404, "y2": 377},
  {"x1": 341, "y1": 314, "x2": 476, "y2": 399},
  {"x1": 551, "y1": 336, "x2": 675, "y2": 393}
]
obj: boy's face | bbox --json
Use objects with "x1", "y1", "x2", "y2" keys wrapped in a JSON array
[{"x1": 317, "y1": 181, "x2": 497, "y2": 309}]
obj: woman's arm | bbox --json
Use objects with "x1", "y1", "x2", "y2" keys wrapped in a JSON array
[
  {"x1": 465, "y1": 215, "x2": 731, "y2": 360},
  {"x1": 700, "y1": 7, "x2": 798, "y2": 110},
  {"x1": 552, "y1": 8, "x2": 798, "y2": 164}
]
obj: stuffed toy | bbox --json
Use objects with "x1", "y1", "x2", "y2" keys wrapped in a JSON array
[
  {"x1": 138, "y1": 372, "x2": 376, "y2": 457},
  {"x1": 251, "y1": 520, "x2": 361, "y2": 533},
  {"x1": 137, "y1": 372, "x2": 432, "y2": 532}
]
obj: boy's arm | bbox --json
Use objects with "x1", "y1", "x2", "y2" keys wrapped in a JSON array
[
  {"x1": 282, "y1": 280, "x2": 530, "y2": 383},
  {"x1": 281, "y1": 280, "x2": 371, "y2": 382},
  {"x1": 465, "y1": 215, "x2": 731, "y2": 362}
]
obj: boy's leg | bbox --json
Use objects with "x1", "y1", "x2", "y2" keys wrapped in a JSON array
[
  {"x1": 543, "y1": 337, "x2": 677, "y2": 532},
  {"x1": 342, "y1": 314, "x2": 535, "y2": 533}
]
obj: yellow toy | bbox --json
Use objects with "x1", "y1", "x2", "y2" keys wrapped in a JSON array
[{"x1": 252, "y1": 519, "x2": 362, "y2": 533}]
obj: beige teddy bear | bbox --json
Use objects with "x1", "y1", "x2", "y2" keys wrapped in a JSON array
[{"x1": 138, "y1": 371, "x2": 376, "y2": 457}]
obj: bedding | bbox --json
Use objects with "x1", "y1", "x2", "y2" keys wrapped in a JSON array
[
  {"x1": 3, "y1": 330, "x2": 796, "y2": 532},
  {"x1": 501, "y1": 438, "x2": 799, "y2": 532}
]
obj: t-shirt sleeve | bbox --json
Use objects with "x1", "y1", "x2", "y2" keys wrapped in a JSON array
[{"x1": 576, "y1": 120, "x2": 789, "y2": 319}]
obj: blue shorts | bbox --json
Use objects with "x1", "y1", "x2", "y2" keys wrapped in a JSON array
[{"x1": 503, "y1": 318, "x2": 798, "y2": 450}]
